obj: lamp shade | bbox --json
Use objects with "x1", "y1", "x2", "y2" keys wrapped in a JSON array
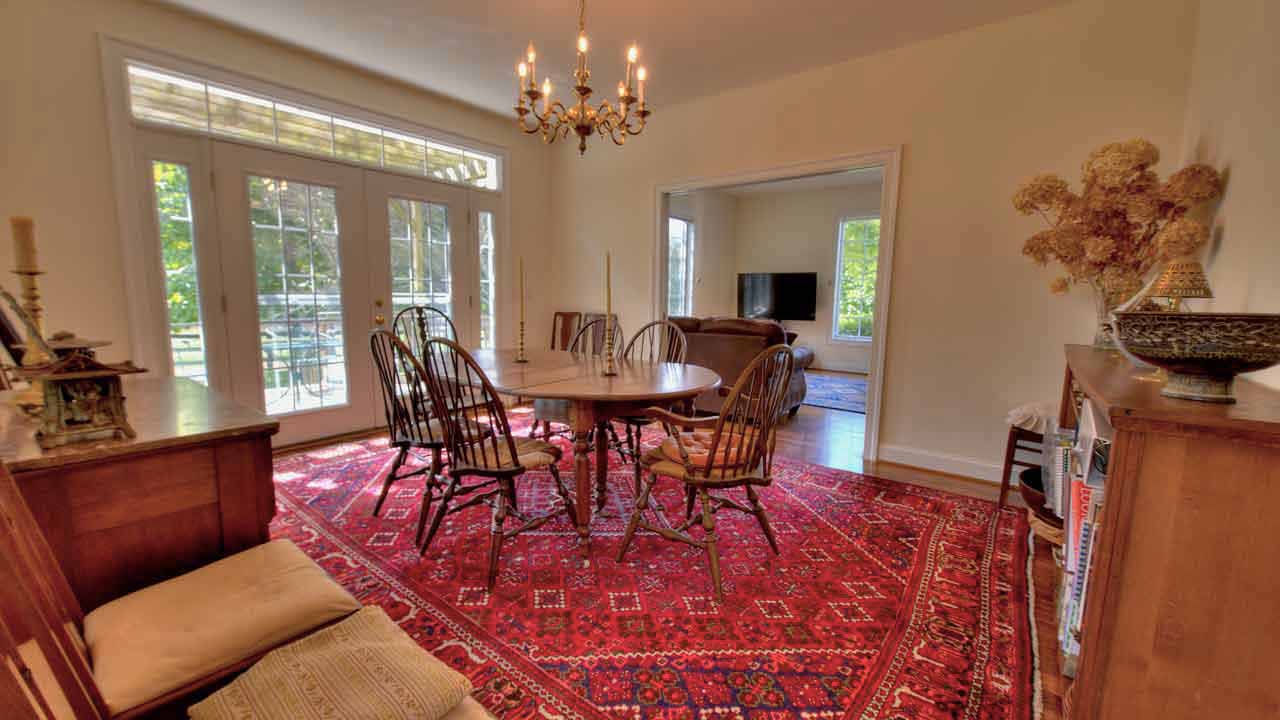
[{"x1": 1147, "y1": 261, "x2": 1214, "y2": 300}]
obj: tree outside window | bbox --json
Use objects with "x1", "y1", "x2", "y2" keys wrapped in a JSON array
[{"x1": 833, "y1": 217, "x2": 880, "y2": 341}]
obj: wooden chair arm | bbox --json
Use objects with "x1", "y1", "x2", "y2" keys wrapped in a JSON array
[{"x1": 643, "y1": 406, "x2": 719, "y2": 429}]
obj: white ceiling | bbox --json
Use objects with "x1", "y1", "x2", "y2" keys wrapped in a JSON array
[{"x1": 159, "y1": 0, "x2": 1065, "y2": 116}]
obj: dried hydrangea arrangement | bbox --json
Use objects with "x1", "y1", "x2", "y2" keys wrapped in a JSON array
[{"x1": 1014, "y1": 139, "x2": 1222, "y2": 344}]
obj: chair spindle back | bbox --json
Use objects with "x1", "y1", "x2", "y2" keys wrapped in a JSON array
[
  {"x1": 569, "y1": 316, "x2": 623, "y2": 356},
  {"x1": 623, "y1": 320, "x2": 688, "y2": 364},
  {"x1": 419, "y1": 338, "x2": 522, "y2": 474},
  {"x1": 392, "y1": 305, "x2": 457, "y2": 362},
  {"x1": 700, "y1": 345, "x2": 795, "y2": 478},
  {"x1": 370, "y1": 330, "x2": 440, "y2": 446}
]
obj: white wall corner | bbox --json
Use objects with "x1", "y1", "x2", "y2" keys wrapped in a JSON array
[{"x1": 877, "y1": 444, "x2": 1003, "y2": 484}]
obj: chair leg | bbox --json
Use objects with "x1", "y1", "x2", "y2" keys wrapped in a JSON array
[
  {"x1": 627, "y1": 424, "x2": 642, "y2": 495},
  {"x1": 486, "y1": 480, "x2": 512, "y2": 590},
  {"x1": 414, "y1": 448, "x2": 443, "y2": 546},
  {"x1": 699, "y1": 489, "x2": 725, "y2": 601},
  {"x1": 685, "y1": 486, "x2": 696, "y2": 519},
  {"x1": 373, "y1": 446, "x2": 408, "y2": 517},
  {"x1": 608, "y1": 422, "x2": 627, "y2": 466},
  {"x1": 548, "y1": 464, "x2": 576, "y2": 526},
  {"x1": 420, "y1": 475, "x2": 459, "y2": 555},
  {"x1": 997, "y1": 426, "x2": 1018, "y2": 510},
  {"x1": 595, "y1": 422, "x2": 609, "y2": 512},
  {"x1": 745, "y1": 485, "x2": 780, "y2": 555},
  {"x1": 617, "y1": 473, "x2": 656, "y2": 562}
]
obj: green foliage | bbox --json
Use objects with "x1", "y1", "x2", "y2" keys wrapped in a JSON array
[{"x1": 836, "y1": 218, "x2": 880, "y2": 339}]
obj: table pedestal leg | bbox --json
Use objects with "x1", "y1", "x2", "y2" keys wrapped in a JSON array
[{"x1": 572, "y1": 408, "x2": 593, "y2": 555}]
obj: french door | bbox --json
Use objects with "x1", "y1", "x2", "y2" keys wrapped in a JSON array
[
  {"x1": 213, "y1": 142, "x2": 376, "y2": 444},
  {"x1": 140, "y1": 135, "x2": 493, "y2": 445}
]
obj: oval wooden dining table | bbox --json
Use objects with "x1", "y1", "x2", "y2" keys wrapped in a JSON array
[{"x1": 469, "y1": 348, "x2": 721, "y2": 548}]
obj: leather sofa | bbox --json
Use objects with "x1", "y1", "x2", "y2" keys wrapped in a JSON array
[{"x1": 669, "y1": 316, "x2": 815, "y2": 416}]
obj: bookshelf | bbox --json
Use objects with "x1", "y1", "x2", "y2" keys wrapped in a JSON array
[{"x1": 1055, "y1": 345, "x2": 1280, "y2": 720}]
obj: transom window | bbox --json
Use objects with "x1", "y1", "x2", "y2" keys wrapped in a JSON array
[
  {"x1": 126, "y1": 63, "x2": 500, "y2": 190},
  {"x1": 666, "y1": 217, "x2": 695, "y2": 317},
  {"x1": 833, "y1": 217, "x2": 880, "y2": 341}
]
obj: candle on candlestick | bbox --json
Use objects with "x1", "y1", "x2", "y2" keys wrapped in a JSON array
[{"x1": 11, "y1": 217, "x2": 37, "y2": 273}]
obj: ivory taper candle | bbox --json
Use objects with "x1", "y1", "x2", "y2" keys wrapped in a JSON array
[
  {"x1": 11, "y1": 217, "x2": 37, "y2": 273},
  {"x1": 605, "y1": 252, "x2": 612, "y2": 324},
  {"x1": 519, "y1": 257, "x2": 526, "y2": 324}
]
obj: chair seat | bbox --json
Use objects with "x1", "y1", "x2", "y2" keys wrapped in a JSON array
[
  {"x1": 188, "y1": 606, "x2": 474, "y2": 720},
  {"x1": 463, "y1": 436, "x2": 561, "y2": 471},
  {"x1": 393, "y1": 415, "x2": 489, "y2": 447},
  {"x1": 83, "y1": 539, "x2": 361, "y2": 714},
  {"x1": 640, "y1": 446, "x2": 765, "y2": 484}
]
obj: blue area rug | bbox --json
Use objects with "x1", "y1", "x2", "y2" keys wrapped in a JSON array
[{"x1": 803, "y1": 371, "x2": 868, "y2": 414}]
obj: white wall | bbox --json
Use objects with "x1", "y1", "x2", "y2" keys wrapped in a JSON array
[
  {"x1": 550, "y1": 0, "x2": 1199, "y2": 480},
  {"x1": 1180, "y1": 0, "x2": 1280, "y2": 389},
  {"x1": 732, "y1": 183, "x2": 883, "y2": 373},
  {"x1": 0, "y1": 0, "x2": 556, "y2": 364}
]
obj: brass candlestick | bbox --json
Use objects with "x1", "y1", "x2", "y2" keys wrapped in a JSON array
[
  {"x1": 9, "y1": 270, "x2": 49, "y2": 409},
  {"x1": 515, "y1": 257, "x2": 528, "y2": 363},
  {"x1": 602, "y1": 252, "x2": 617, "y2": 376}
]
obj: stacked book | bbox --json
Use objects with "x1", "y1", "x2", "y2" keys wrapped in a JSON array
[{"x1": 1055, "y1": 399, "x2": 1111, "y2": 676}]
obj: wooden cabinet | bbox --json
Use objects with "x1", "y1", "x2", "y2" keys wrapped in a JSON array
[
  {"x1": 0, "y1": 377, "x2": 278, "y2": 610},
  {"x1": 1059, "y1": 345, "x2": 1280, "y2": 720}
]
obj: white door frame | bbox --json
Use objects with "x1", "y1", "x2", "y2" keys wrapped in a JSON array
[{"x1": 652, "y1": 147, "x2": 902, "y2": 463}]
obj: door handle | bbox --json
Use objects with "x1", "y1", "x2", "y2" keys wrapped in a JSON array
[{"x1": 374, "y1": 314, "x2": 386, "y2": 326}]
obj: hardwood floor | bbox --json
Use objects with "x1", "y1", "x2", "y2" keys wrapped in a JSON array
[{"x1": 776, "y1": 405, "x2": 1065, "y2": 720}]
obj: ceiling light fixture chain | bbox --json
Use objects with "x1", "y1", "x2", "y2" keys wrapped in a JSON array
[{"x1": 514, "y1": 0, "x2": 650, "y2": 155}]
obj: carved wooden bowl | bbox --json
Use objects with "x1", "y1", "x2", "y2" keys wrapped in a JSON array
[{"x1": 1112, "y1": 311, "x2": 1280, "y2": 402}]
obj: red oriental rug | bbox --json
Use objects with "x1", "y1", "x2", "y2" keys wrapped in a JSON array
[{"x1": 271, "y1": 413, "x2": 1034, "y2": 719}]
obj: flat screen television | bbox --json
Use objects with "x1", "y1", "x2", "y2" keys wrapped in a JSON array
[{"x1": 737, "y1": 272, "x2": 818, "y2": 321}]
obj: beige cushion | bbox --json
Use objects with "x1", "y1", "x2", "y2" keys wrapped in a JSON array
[
  {"x1": 641, "y1": 446, "x2": 760, "y2": 482},
  {"x1": 462, "y1": 436, "x2": 560, "y2": 471},
  {"x1": 84, "y1": 539, "x2": 360, "y2": 714},
  {"x1": 188, "y1": 607, "x2": 473, "y2": 720}
]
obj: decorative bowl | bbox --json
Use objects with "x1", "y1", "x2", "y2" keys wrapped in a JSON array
[{"x1": 1112, "y1": 311, "x2": 1280, "y2": 403}]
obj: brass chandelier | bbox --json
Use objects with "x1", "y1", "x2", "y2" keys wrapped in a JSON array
[{"x1": 515, "y1": 0, "x2": 650, "y2": 155}]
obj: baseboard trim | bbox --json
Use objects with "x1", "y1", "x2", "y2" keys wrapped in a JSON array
[{"x1": 877, "y1": 444, "x2": 1002, "y2": 484}]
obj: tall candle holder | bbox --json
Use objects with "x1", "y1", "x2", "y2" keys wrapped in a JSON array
[
  {"x1": 515, "y1": 257, "x2": 529, "y2": 363},
  {"x1": 602, "y1": 252, "x2": 617, "y2": 376},
  {"x1": 9, "y1": 269, "x2": 49, "y2": 409}
]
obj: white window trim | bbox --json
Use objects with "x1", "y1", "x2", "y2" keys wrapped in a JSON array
[
  {"x1": 667, "y1": 215, "x2": 695, "y2": 317},
  {"x1": 99, "y1": 36, "x2": 512, "y2": 372},
  {"x1": 831, "y1": 214, "x2": 879, "y2": 344}
]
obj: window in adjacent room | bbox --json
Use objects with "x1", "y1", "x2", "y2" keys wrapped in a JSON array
[
  {"x1": 666, "y1": 217, "x2": 695, "y2": 317},
  {"x1": 833, "y1": 217, "x2": 880, "y2": 341}
]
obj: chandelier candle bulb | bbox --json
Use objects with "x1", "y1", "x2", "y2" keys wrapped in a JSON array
[
  {"x1": 637, "y1": 67, "x2": 646, "y2": 104},
  {"x1": 542, "y1": 78, "x2": 551, "y2": 113},
  {"x1": 526, "y1": 43, "x2": 536, "y2": 84}
]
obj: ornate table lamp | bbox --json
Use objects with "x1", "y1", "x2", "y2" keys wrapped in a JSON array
[{"x1": 1145, "y1": 260, "x2": 1214, "y2": 311}]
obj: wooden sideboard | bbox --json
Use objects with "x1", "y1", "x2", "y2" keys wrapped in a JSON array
[
  {"x1": 1058, "y1": 345, "x2": 1280, "y2": 720},
  {"x1": 0, "y1": 376, "x2": 278, "y2": 610}
]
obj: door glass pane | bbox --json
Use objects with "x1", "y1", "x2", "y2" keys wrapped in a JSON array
[
  {"x1": 667, "y1": 217, "x2": 694, "y2": 316},
  {"x1": 151, "y1": 161, "x2": 208, "y2": 384},
  {"x1": 834, "y1": 218, "x2": 880, "y2": 340},
  {"x1": 249, "y1": 175, "x2": 347, "y2": 414},
  {"x1": 478, "y1": 211, "x2": 496, "y2": 349},
  {"x1": 389, "y1": 198, "x2": 452, "y2": 323}
]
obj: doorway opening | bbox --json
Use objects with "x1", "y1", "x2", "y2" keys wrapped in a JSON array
[{"x1": 655, "y1": 150, "x2": 900, "y2": 471}]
